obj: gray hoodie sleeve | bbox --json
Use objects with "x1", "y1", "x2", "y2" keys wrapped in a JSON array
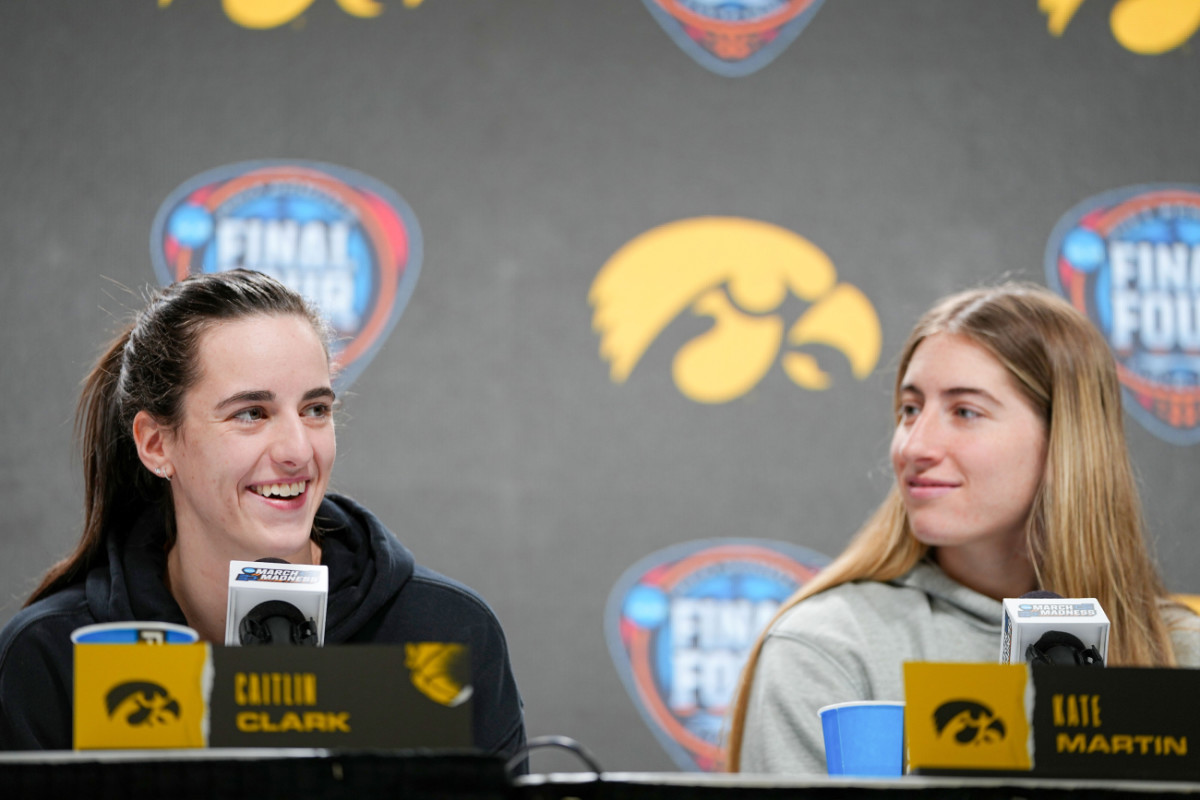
[{"x1": 739, "y1": 619, "x2": 864, "y2": 774}]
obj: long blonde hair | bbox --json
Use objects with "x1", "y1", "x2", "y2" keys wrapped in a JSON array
[{"x1": 725, "y1": 283, "x2": 1177, "y2": 771}]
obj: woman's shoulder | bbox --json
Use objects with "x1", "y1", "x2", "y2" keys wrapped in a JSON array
[
  {"x1": 0, "y1": 586, "x2": 91, "y2": 668},
  {"x1": 407, "y1": 563, "x2": 503, "y2": 625},
  {"x1": 770, "y1": 571, "x2": 928, "y2": 638},
  {"x1": 1161, "y1": 599, "x2": 1200, "y2": 667}
]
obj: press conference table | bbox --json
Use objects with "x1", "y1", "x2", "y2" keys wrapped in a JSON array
[
  {"x1": 5, "y1": 750, "x2": 1200, "y2": 799},
  {"x1": 520, "y1": 770, "x2": 1200, "y2": 799}
]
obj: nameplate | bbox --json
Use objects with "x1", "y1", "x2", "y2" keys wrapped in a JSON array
[
  {"x1": 209, "y1": 645, "x2": 472, "y2": 748},
  {"x1": 74, "y1": 643, "x2": 472, "y2": 750},
  {"x1": 904, "y1": 662, "x2": 1200, "y2": 781},
  {"x1": 74, "y1": 643, "x2": 209, "y2": 749},
  {"x1": 904, "y1": 662, "x2": 1033, "y2": 773},
  {"x1": 1031, "y1": 666, "x2": 1198, "y2": 781}
]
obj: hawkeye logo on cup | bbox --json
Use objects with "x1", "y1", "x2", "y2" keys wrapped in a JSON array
[
  {"x1": 151, "y1": 159, "x2": 423, "y2": 392},
  {"x1": 642, "y1": 0, "x2": 825, "y2": 77},
  {"x1": 1045, "y1": 184, "x2": 1200, "y2": 445},
  {"x1": 605, "y1": 539, "x2": 829, "y2": 771},
  {"x1": 591, "y1": 217, "x2": 880, "y2": 404}
]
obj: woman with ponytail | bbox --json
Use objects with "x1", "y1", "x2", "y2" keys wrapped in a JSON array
[
  {"x1": 726, "y1": 283, "x2": 1200, "y2": 774},
  {"x1": 0, "y1": 270, "x2": 525, "y2": 757}
]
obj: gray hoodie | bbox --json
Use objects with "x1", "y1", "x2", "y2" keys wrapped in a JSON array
[{"x1": 738, "y1": 560, "x2": 1200, "y2": 775}]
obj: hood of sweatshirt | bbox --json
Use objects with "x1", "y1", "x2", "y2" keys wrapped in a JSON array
[
  {"x1": 890, "y1": 559, "x2": 1003, "y2": 634},
  {"x1": 87, "y1": 492, "x2": 415, "y2": 642}
]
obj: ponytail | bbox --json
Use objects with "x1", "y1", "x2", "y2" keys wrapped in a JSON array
[{"x1": 26, "y1": 326, "x2": 164, "y2": 604}]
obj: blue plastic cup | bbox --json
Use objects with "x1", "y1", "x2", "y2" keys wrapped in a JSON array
[
  {"x1": 70, "y1": 621, "x2": 200, "y2": 645},
  {"x1": 819, "y1": 700, "x2": 905, "y2": 777}
]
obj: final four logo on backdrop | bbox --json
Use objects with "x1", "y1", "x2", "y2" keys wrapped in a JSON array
[
  {"x1": 151, "y1": 160, "x2": 422, "y2": 391},
  {"x1": 590, "y1": 217, "x2": 880, "y2": 404},
  {"x1": 1045, "y1": 184, "x2": 1200, "y2": 445},
  {"x1": 643, "y1": 0, "x2": 825, "y2": 77},
  {"x1": 605, "y1": 539, "x2": 829, "y2": 771}
]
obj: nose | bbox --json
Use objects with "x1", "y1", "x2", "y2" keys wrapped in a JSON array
[
  {"x1": 893, "y1": 407, "x2": 944, "y2": 466},
  {"x1": 269, "y1": 414, "x2": 313, "y2": 469}
]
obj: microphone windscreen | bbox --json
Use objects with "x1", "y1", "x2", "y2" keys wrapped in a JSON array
[
  {"x1": 224, "y1": 560, "x2": 328, "y2": 646},
  {"x1": 999, "y1": 596, "x2": 1109, "y2": 666}
]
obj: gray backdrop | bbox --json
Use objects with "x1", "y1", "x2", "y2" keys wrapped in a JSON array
[{"x1": 2, "y1": 0, "x2": 1198, "y2": 773}]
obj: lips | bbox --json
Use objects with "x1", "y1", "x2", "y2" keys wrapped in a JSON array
[{"x1": 904, "y1": 476, "x2": 959, "y2": 499}]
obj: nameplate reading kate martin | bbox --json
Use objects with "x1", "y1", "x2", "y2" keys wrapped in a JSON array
[{"x1": 1054, "y1": 693, "x2": 1186, "y2": 757}]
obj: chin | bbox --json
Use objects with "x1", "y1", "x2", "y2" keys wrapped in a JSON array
[
  {"x1": 250, "y1": 532, "x2": 315, "y2": 562},
  {"x1": 909, "y1": 526, "x2": 959, "y2": 548}
]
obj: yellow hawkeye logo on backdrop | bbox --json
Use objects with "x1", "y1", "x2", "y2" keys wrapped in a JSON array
[
  {"x1": 1040, "y1": 0, "x2": 1200, "y2": 54},
  {"x1": 590, "y1": 217, "x2": 880, "y2": 404},
  {"x1": 158, "y1": 0, "x2": 424, "y2": 29}
]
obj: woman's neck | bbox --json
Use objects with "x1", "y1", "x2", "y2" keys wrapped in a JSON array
[
  {"x1": 933, "y1": 544, "x2": 1037, "y2": 601},
  {"x1": 165, "y1": 535, "x2": 322, "y2": 643},
  {"x1": 165, "y1": 540, "x2": 232, "y2": 643}
]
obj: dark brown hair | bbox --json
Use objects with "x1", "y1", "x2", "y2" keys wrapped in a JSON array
[{"x1": 27, "y1": 269, "x2": 332, "y2": 605}]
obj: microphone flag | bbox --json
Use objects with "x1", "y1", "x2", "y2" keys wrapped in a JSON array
[
  {"x1": 224, "y1": 560, "x2": 329, "y2": 646},
  {"x1": 999, "y1": 596, "x2": 1109, "y2": 666}
]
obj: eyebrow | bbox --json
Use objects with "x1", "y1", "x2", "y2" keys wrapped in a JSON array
[
  {"x1": 215, "y1": 387, "x2": 336, "y2": 410},
  {"x1": 899, "y1": 384, "x2": 1001, "y2": 405}
]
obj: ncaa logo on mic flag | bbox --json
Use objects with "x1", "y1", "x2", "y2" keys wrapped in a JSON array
[
  {"x1": 1044, "y1": 184, "x2": 1200, "y2": 445},
  {"x1": 150, "y1": 160, "x2": 422, "y2": 391},
  {"x1": 605, "y1": 539, "x2": 829, "y2": 771}
]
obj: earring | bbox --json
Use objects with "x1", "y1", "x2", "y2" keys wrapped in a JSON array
[{"x1": 155, "y1": 467, "x2": 163, "y2": 475}]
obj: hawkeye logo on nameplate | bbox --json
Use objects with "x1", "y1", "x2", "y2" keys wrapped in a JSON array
[
  {"x1": 904, "y1": 663, "x2": 1032, "y2": 774},
  {"x1": 208, "y1": 644, "x2": 472, "y2": 748},
  {"x1": 74, "y1": 644, "x2": 210, "y2": 749}
]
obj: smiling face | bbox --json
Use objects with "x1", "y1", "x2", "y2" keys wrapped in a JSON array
[
  {"x1": 891, "y1": 332, "x2": 1047, "y2": 566},
  {"x1": 160, "y1": 313, "x2": 336, "y2": 565}
]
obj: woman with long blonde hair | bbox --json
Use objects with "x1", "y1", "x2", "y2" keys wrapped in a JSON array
[{"x1": 726, "y1": 283, "x2": 1200, "y2": 774}]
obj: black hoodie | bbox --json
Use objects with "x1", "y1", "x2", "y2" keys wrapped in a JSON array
[{"x1": 0, "y1": 493, "x2": 525, "y2": 758}]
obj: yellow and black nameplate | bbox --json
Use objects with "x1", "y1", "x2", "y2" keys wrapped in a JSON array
[
  {"x1": 74, "y1": 643, "x2": 209, "y2": 750},
  {"x1": 904, "y1": 662, "x2": 1032, "y2": 773}
]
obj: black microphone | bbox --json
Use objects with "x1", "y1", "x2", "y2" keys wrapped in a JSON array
[
  {"x1": 224, "y1": 558, "x2": 329, "y2": 646},
  {"x1": 1000, "y1": 591, "x2": 1109, "y2": 666}
]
